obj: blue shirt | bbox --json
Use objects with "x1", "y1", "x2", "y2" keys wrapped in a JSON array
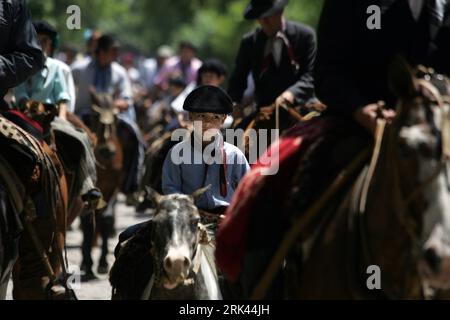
[
  {"x1": 13, "y1": 57, "x2": 71, "y2": 105},
  {"x1": 162, "y1": 134, "x2": 250, "y2": 210}
]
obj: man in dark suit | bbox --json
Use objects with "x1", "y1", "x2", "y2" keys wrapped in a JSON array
[
  {"x1": 228, "y1": 0, "x2": 316, "y2": 126},
  {"x1": 316, "y1": 0, "x2": 450, "y2": 134}
]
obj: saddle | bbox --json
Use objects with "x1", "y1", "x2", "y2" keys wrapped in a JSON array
[
  {"x1": 110, "y1": 222, "x2": 154, "y2": 300},
  {"x1": 0, "y1": 115, "x2": 42, "y2": 189}
]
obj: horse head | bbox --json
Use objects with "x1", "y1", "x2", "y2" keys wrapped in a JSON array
[
  {"x1": 20, "y1": 100, "x2": 59, "y2": 134},
  {"x1": 89, "y1": 87, "x2": 120, "y2": 161},
  {"x1": 386, "y1": 57, "x2": 450, "y2": 291},
  {"x1": 145, "y1": 186, "x2": 209, "y2": 291}
]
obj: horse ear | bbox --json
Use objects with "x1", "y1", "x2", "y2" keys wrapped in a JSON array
[
  {"x1": 145, "y1": 186, "x2": 162, "y2": 207},
  {"x1": 191, "y1": 185, "x2": 211, "y2": 202},
  {"x1": 388, "y1": 56, "x2": 417, "y2": 100}
]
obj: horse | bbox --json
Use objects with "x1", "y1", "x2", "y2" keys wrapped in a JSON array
[
  {"x1": 245, "y1": 61, "x2": 450, "y2": 299},
  {"x1": 110, "y1": 187, "x2": 222, "y2": 300},
  {"x1": 79, "y1": 89, "x2": 126, "y2": 277},
  {"x1": 0, "y1": 110, "x2": 72, "y2": 300},
  {"x1": 12, "y1": 100, "x2": 97, "y2": 227}
]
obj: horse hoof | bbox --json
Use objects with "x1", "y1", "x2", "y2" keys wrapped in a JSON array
[
  {"x1": 81, "y1": 271, "x2": 98, "y2": 282},
  {"x1": 97, "y1": 263, "x2": 109, "y2": 275}
]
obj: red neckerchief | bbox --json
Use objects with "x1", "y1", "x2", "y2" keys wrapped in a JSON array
[{"x1": 219, "y1": 138, "x2": 228, "y2": 198}]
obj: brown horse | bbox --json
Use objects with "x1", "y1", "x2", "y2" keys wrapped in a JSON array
[
  {"x1": 16, "y1": 101, "x2": 94, "y2": 227},
  {"x1": 80, "y1": 89, "x2": 126, "y2": 277},
  {"x1": 0, "y1": 109, "x2": 71, "y2": 300},
  {"x1": 252, "y1": 62, "x2": 450, "y2": 299}
]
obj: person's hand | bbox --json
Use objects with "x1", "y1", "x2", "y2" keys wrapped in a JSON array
[
  {"x1": 353, "y1": 103, "x2": 396, "y2": 135},
  {"x1": 231, "y1": 102, "x2": 244, "y2": 121},
  {"x1": 114, "y1": 99, "x2": 129, "y2": 111},
  {"x1": 58, "y1": 102, "x2": 68, "y2": 120},
  {"x1": 259, "y1": 106, "x2": 274, "y2": 119},
  {"x1": 275, "y1": 90, "x2": 295, "y2": 108}
]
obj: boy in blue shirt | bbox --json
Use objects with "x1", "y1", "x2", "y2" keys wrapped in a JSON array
[
  {"x1": 117, "y1": 86, "x2": 249, "y2": 245},
  {"x1": 162, "y1": 85, "x2": 250, "y2": 214}
]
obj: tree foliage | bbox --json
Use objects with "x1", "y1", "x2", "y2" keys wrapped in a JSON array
[{"x1": 27, "y1": 0, "x2": 324, "y2": 66}]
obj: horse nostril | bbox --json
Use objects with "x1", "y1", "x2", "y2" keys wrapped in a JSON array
[
  {"x1": 164, "y1": 257, "x2": 172, "y2": 270},
  {"x1": 184, "y1": 257, "x2": 190, "y2": 268},
  {"x1": 424, "y1": 248, "x2": 442, "y2": 273}
]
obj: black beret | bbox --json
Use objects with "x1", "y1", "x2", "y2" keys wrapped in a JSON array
[{"x1": 183, "y1": 85, "x2": 233, "y2": 115}]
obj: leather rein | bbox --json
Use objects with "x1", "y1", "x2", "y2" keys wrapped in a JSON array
[{"x1": 353, "y1": 76, "x2": 450, "y2": 299}]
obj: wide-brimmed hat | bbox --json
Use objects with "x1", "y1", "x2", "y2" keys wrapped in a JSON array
[
  {"x1": 244, "y1": 0, "x2": 288, "y2": 20},
  {"x1": 183, "y1": 85, "x2": 233, "y2": 115}
]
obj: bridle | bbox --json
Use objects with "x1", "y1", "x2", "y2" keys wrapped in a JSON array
[
  {"x1": 355, "y1": 71, "x2": 450, "y2": 299},
  {"x1": 149, "y1": 211, "x2": 212, "y2": 292}
]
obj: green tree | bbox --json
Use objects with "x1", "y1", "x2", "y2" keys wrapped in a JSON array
[{"x1": 27, "y1": 0, "x2": 324, "y2": 66}]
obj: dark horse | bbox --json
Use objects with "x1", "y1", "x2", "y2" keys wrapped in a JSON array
[
  {"x1": 80, "y1": 89, "x2": 127, "y2": 277},
  {"x1": 248, "y1": 61, "x2": 450, "y2": 299},
  {"x1": 110, "y1": 187, "x2": 222, "y2": 300},
  {"x1": 0, "y1": 109, "x2": 71, "y2": 300},
  {"x1": 0, "y1": 180, "x2": 19, "y2": 299}
]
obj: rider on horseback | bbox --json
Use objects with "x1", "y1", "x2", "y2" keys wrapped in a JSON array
[
  {"x1": 0, "y1": 0, "x2": 44, "y2": 299},
  {"x1": 117, "y1": 86, "x2": 250, "y2": 248},
  {"x1": 72, "y1": 34, "x2": 145, "y2": 200},
  {"x1": 162, "y1": 85, "x2": 250, "y2": 216},
  {"x1": 12, "y1": 21, "x2": 102, "y2": 209},
  {"x1": 217, "y1": 0, "x2": 450, "y2": 299},
  {"x1": 228, "y1": 0, "x2": 317, "y2": 130}
]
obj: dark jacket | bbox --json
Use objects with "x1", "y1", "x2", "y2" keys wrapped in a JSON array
[
  {"x1": 316, "y1": 0, "x2": 450, "y2": 116},
  {"x1": 0, "y1": 0, "x2": 44, "y2": 107},
  {"x1": 228, "y1": 20, "x2": 316, "y2": 108}
]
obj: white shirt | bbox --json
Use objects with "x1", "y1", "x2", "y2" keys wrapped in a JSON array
[
  {"x1": 409, "y1": 0, "x2": 425, "y2": 21},
  {"x1": 409, "y1": 0, "x2": 446, "y2": 22}
]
